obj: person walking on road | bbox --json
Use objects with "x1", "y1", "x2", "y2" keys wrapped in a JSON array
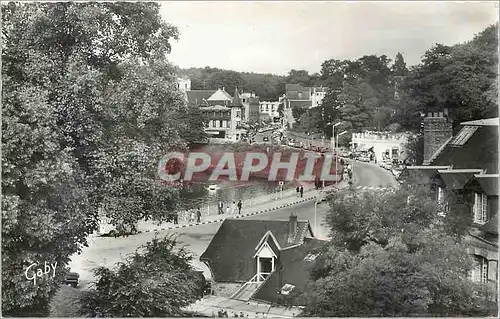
[
  {"x1": 196, "y1": 208, "x2": 201, "y2": 223},
  {"x1": 296, "y1": 186, "x2": 300, "y2": 197},
  {"x1": 299, "y1": 186, "x2": 304, "y2": 198},
  {"x1": 218, "y1": 201, "x2": 224, "y2": 215},
  {"x1": 174, "y1": 212, "x2": 179, "y2": 224},
  {"x1": 231, "y1": 201, "x2": 236, "y2": 215},
  {"x1": 190, "y1": 210, "x2": 196, "y2": 223},
  {"x1": 237, "y1": 200, "x2": 242, "y2": 214}
]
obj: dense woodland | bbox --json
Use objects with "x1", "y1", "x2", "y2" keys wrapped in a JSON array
[{"x1": 2, "y1": 1, "x2": 497, "y2": 317}]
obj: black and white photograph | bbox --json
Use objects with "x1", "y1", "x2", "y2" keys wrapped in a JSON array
[{"x1": 1, "y1": 1, "x2": 499, "y2": 317}]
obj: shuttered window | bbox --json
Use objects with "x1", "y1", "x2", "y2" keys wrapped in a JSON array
[
  {"x1": 473, "y1": 193, "x2": 487, "y2": 224},
  {"x1": 471, "y1": 255, "x2": 488, "y2": 284}
]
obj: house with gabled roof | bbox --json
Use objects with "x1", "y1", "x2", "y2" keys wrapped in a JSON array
[
  {"x1": 400, "y1": 113, "x2": 498, "y2": 290},
  {"x1": 200, "y1": 213, "x2": 327, "y2": 305}
]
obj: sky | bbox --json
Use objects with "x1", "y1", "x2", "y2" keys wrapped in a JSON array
[{"x1": 159, "y1": 1, "x2": 498, "y2": 75}]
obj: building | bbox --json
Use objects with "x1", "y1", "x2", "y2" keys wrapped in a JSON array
[
  {"x1": 399, "y1": 114, "x2": 498, "y2": 290},
  {"x1": 177, "y1": 77, "x2": 192, "y2": 93},
  {"x1": 311, "y1": 86, "x2": 327, "y2": 108},
  {"x1": 190, "y1": 87, "x2": 248, "y2": 142},
  {"x1": 259, "y1": 101, "x2": 280, "y2": 119},
  {"x1": 186, "y1": 90, "x2": 216, "y2": 107},
  {"x1": 241, "y1": 92, "x2": 260, "y2": 124},
  {"x1": 284, "y1": 84, "x2": 327, "y2": 110},
  {"x1": 200, "y1": 214, "x2": 327, "y2": 305},
  {"x1": 351, "y1": 131, "x2": 413, "y2": 162}
]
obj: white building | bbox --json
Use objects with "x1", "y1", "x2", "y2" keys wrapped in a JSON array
[
  {"x1": 177, "y1": 77, "x2": 191, "y2": 92},
  {"x1": 351, "y1": 131, "x2": 413, "y2": 162},
  {"x1": 259, "y1": 101, "x2": 280, "y2": 118},
  {"x1": 311, "y1": 87, "x2": 327, "y2": 108}
]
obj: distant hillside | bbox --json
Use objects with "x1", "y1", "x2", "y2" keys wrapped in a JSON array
[{"x1": 178, "y1": 67, "x2": 287, "y2": 101}]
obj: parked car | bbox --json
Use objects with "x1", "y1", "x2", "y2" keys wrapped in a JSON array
[{"x1": 64, "y1": 272, "x2": 80, "y2": 288}]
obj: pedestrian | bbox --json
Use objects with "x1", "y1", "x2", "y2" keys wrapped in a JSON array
[
  {"x1": 174, "y1": 212, "x2": 178, "y2": 224},
  {"x1": 231, "y1": 201, "x2": 236, "y2": 214},
  {"x1": 190, "y1": 210, "x2": 196, "y2": 223},
  {"x1": 296, "y1": 186, "x2": 300, "y2": 197},
  {"x1": 299, "y1": 185, "x2": 304, "y2": 198},
  {"x1": 237, "y1": 200, "x2": 242, "y2": 214},
  {"x1": 218, "y1": 200, "x2": 224, "y2": 215},
  {"x1": 196, "y1": 208, "x2": 201, "y2": 223}
]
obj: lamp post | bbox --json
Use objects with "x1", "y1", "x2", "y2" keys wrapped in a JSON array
[
  {"x1": 326, "y1": 122, "x2": 341, "y2": 152},
  {"x1": 335, "y1": 131, "x2": 348, "y2": 186}
]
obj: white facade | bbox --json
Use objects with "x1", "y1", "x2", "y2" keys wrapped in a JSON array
[
  {"x1": 311, "y1": 87, "x2": 327, "y2": 108},
  {"x1": 351, "y1": 132, "x2": 412, "y2": 162},
  {"x1": 177, "y1": 78, "x2": 191, "y2": 92},
  {"x1": 259, "y1": 101, "x2": 280, "y2": 118},
  {"x1": 228, "y1": 106, "x2": 246, "y2": 142}
]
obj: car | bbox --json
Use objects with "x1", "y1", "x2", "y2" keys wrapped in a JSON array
[
  {"x1": 263, "y1": 136, "x2": 269, "y2": 142},
  {"x1": 64, "y1": 272, "x2": 80, "y2": 288}
]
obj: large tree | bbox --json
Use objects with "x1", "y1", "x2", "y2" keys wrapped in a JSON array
[
  {"x1": 397, "y1": 24, "x2": 498, "y2": 131},
  {"x1": 302, "y1": 185, "x2": 497, "y2": 316},
  {"x1": 78, "y1": 236, "x2": 206, "y2": 317},
  {"x1": 2, "y1": 2, "x2": 205, "y2": 315}
]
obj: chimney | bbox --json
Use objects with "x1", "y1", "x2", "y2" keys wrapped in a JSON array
[
  {"x1": 423, "y1": 111, "x2": 452, "y2": 165},
  {"x1": 288, "y1": 213, "x2": 298, "y2": 244}
]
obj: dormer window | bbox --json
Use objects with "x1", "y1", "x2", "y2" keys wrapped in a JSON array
[
  {"x1": 304, "y1": 253, "x2": 319, "y2": 261},
  {"x1": 473, "y1": 192, "x2": 487, "y2": 224}
]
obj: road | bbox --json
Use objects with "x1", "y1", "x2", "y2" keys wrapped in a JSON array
[{"x1": 69, "y1": 158, "x2": 397, "y2": 288}]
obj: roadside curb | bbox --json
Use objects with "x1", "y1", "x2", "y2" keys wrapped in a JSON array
[{"x1": 140, "y1": 196, "x2": 316, "y2": 234}]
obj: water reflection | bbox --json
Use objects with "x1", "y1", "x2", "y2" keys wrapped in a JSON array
[{"x1": 180, "y1": 179, "x2": 295, "y2": 210}]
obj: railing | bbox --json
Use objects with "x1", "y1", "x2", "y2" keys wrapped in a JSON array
[{"x1": 230, "y1": 273, "x2": 269, "y2": 299}]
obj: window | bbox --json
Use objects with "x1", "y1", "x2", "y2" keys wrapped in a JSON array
[
  {"x1": 437, "y1": 186, "x2": 445, "y2": 204},
  {"x1": 209, "y1": 120, "x2": 213, "y2": 127},
  {"x1": 242, "y1": 98, "x2": 246, "y2": 103},
  {"x1": 236, "y1": 110, "x2": 241, "y2": 118},
  {"x1": 215, "y1": 120, "x2": 219, "y2": 128},
  {"x1": 449, "y1": 126, "x2": 478, "y2": 146},
  {"x1": 473, "y1": 193, "x2": 487, "y2": 224},
  {"x1": 304, "y1": 253, "x2": 319, "y2": 261},
  {"x1": 471, "y1": 255, "x2": 488, "y2": 284}
]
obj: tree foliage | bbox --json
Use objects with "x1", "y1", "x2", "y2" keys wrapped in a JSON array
[
  {"x1": 79, "y1": 236, "x2": 206, "y2": 317},
  {"x1": 180, "y1": 67, "x2": 287, "y2": 101},
  {"x1": 396, "y1": 24, "x2": 498, "y2": 131},
  {"x1": 2, "y1": 2, "x2": 205, "y2": 315},
  {"x1": 303, "y1": 185, "x2": 497, "y2": 316}
]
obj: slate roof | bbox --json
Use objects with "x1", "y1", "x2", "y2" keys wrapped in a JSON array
[
  {"x1": 200, "y1": 219, "x2": 313, "y2": 283},
  {"x1": 437, "y1": 169, "x2": 483, "y2": 190},
  {"x1": 186, "y1": 90, "x2": 216, "y2": 106},
  {"x1": 231, "y1": 88, "x2": 242, "y2": 107},
  {"x1": 474, "y1": 174, "x2": 499, "y2": 196},
  {"x1": 399, "y1": 166, "x2": 450, "y2": 184},
  {"x1": 208, "y1": 89, "x2": 233, "y2": 101},
  {"x1": 430, "y1": 119, "x2": 498, "y2": 174},
  {"x1": 252, "y1": 237, "x2": 328, "y2": 305},
  {"x1": 480, "y1": 214, "x2": 498, "y2": 235}
]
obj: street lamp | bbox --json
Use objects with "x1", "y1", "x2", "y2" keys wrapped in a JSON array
[
  {"x1": 326, "y1": 122, "x2": 341, "y2": 151},
  {"x1": 335, "y1": 131, "x2": 348, "y2": 187}
]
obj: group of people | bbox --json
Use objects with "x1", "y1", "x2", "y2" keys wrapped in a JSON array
[{"x1": 217, "y1": 200, "x2": 243, "y2": 215}]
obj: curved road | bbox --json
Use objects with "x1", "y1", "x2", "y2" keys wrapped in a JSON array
[{"x1": 70, "y1": 161, "x2": 397, "y2": 287}]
